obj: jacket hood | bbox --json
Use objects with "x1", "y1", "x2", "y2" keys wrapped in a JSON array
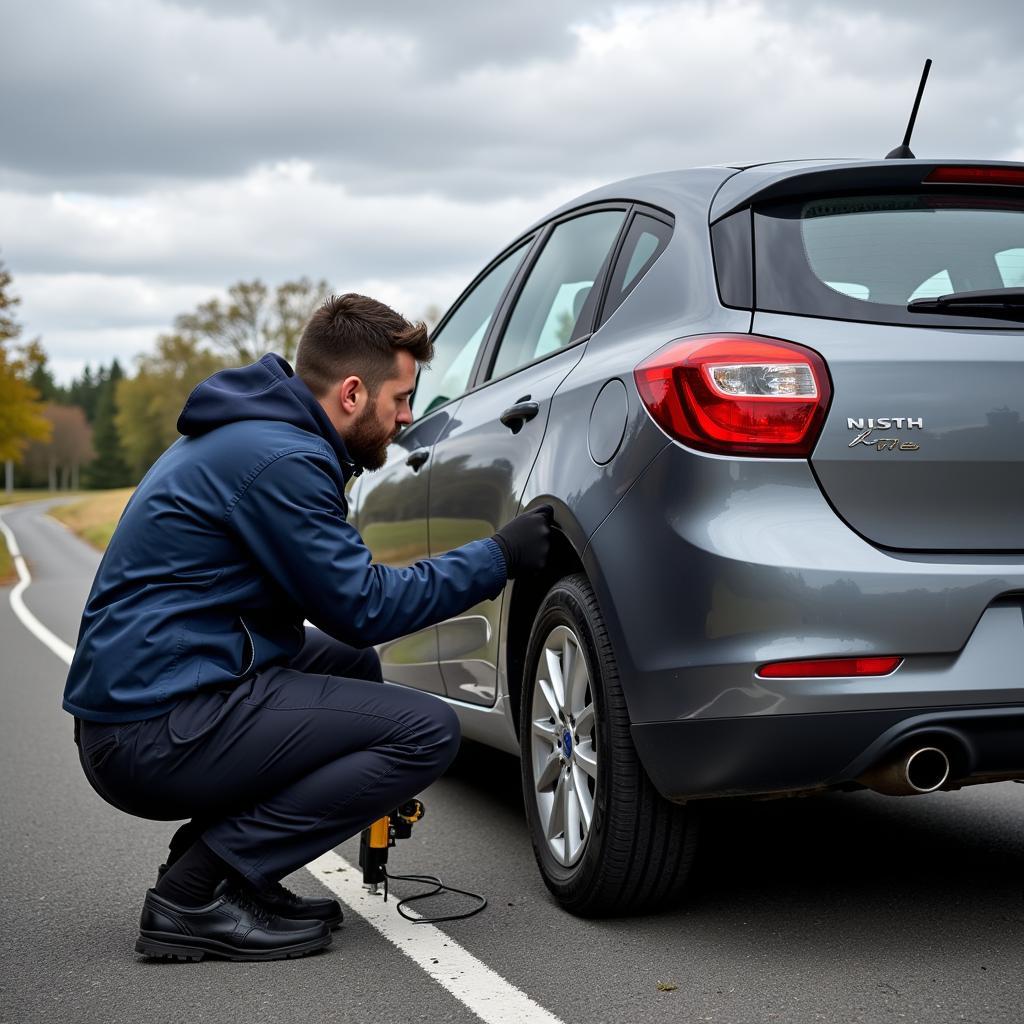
[{"x1": 177, "y1": 353, "x2": 362, "y2": 479}]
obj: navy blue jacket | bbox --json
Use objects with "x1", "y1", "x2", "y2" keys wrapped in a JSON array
[{"x1": 63, "y1": 354, "x2": 507, "y2": 723}]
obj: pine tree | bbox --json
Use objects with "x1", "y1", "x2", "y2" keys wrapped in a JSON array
[
  {"x1": 26, "y1": 344, "x2": 63, "y2": 402},
  {"x1": 83, "y1": 360, "x2": 131, "y2": 488},
  {"x1": 69, "y1": 364, "x2": 101, "y2": 422}
]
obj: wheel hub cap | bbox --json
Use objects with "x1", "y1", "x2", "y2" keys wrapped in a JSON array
[
  {"x1": 530, "y1": 624, "x2": 598, "y2": 867},
  {"x1": 560, "y1": 730, "x2": 573, "y2": 758}
]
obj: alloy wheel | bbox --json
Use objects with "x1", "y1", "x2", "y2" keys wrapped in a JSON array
[{"x1": 529, "y1": 624, "x2": 598, "y2": 867}]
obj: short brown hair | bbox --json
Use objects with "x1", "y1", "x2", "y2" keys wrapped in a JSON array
[{"x1": 295, "y1": 293, "x2": 432, "y2": 398}]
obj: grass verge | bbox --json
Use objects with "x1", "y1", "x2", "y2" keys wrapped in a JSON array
[
  {"x1": 0, "y1": 531, "x2": 12, "y2": 586},
  {"x1": 50, "y1": 488, "x2": 134, "y2": 551},
  {"x1": 35, "y1": 492, "x2": 490, "y2": 560},
  {"x1": 0, "y1": 489, "x2": 77, "y2": 507}
]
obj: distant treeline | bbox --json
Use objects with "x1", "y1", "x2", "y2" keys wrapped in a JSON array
[{"x1": 1, "y1": 263, "x2": 340, "y2": 491}]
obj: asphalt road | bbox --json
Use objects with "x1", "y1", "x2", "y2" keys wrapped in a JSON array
[{"x1": 2, "y1": 498, "x2": 1023, "y2": 1024}]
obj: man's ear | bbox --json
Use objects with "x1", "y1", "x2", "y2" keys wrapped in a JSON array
[{"x1": 338, "y1": 375, "x2": 364, "y2": 415}]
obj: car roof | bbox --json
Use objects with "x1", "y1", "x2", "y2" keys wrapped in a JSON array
[{"x1": 527, "y1": 158, "x2": 1024, "y2": 232}]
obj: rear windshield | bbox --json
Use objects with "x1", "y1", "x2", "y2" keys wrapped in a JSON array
[{"x1": 754, "y1": 194, "x2": 1024, "y2": 328}]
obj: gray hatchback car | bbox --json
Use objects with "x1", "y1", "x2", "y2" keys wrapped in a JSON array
[{"x1": 349, "y1": 159, "x2": 1024, "y2": 916}]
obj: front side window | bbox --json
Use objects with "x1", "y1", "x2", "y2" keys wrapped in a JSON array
[
  {"x1": 488, "y1": 210, "x2": 626, "y2": 381},
  {"x1": 411, "y1": 242, "x2": 530, "y2": 419}
]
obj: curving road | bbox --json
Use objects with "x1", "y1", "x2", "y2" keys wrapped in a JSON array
[{"x1": 1, "y1": 498, "x2": 1022, "y2": 1024}]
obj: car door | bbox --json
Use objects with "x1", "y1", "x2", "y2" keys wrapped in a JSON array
[
  {"x1": 428, "y1": 205, "x2": 630, "y2": 705},
  {"x1": 356, "y1": 240, "x2": 532, "y2": 694}
]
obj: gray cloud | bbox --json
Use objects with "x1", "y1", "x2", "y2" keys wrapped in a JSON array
[
  {"x1": 3, "y1": 0, "x2": 1023, "y2": 382},
  {"x1": 167, "y1": 0, "x2": 619, "y2": 68},
  {"x1": 3, "y1": 0, "x2": 1021, "y2": 199},
  {"x1": 0, "y1": 166, "x2": 564, "y2": 281},
  {"x1": 4, "y1": 0, "x2": 633, "y2": 192}
]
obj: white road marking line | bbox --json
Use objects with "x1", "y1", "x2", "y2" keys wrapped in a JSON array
[
  {"x1": 2, "y1": 509, "x2": 567, "y2": 1024},
  {"x1": 309, "y1": 850, "x2": 565, "y2": 1024},
  {"x1": 0, "y1": 513, "x2": 75, "y2": 664}
]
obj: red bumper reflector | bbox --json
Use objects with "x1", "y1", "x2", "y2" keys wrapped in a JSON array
[
  {"x1": 757, "y1": 656, "x2": 902, "y2": 679},
  {"x1": 925, "y1": 166, "x2": 1024, "y2": 187}
]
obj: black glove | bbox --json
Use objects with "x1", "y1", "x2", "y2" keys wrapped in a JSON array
[{"x1": 492, "y1": 505, "x2": 553, "y2": 579}]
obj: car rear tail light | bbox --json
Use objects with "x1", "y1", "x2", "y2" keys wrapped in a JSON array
[
  {"x1": 757, "y1": 656, "x2": 902, "y2": 679},
  {"x1": 925, "y1": 166, "x2": 1024, "y2": 187},
  {"x1": 633, "y1": 335, "x2": 832, "y2": 456}
]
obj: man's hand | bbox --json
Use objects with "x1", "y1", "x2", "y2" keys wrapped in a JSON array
[{"x1": 492, "y1": 505, "x2": 554, "y2": 579}]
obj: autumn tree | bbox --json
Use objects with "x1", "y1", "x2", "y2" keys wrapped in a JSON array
[
  {"x1": 0, "y1": 260, "x2": 51, "y2": 487},
  {"x1": 46, "y1": 405, "x2": 94, "y2": 490},
  {"x1": 116, "y1": 333, "x2": 226, "y2": 479},
  {"x1": 0, "y1": 258, "x2": 19, "y2": 344},
  {"x1": 20, "y1": 404, "x2": 94, "y2": 490},
  {"x1": 174, "y1": 278, "x2": 330, "y2": 364}
]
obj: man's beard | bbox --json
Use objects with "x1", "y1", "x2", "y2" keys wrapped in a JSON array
[{"x1": 343, "y1": 402, "x2": 394, "y2": 471}]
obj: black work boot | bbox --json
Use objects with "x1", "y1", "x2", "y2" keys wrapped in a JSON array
[
  {"x1": 152, "y1": 860, "x2": 344, "y2": 933},
  {"x1": 156, "y1": 863, "x2": 344, "y2": 930},
  {"x1": 255, "y1": 879, "x2": 344, "y2": 930},
  {"x1": 136, "y1": 881, "x2": 331, "y2": 962}
]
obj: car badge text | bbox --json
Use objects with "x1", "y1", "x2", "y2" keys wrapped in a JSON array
[{"x1": 847, "y1": 417, "x2": 922, "y2": 452}]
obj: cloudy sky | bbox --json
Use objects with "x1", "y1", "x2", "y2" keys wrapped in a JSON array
[{"x1": 2, "y1": 0, "x2": 1022, "y2": 382}]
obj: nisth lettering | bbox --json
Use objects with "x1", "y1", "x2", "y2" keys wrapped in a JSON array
[{"x1": 847, "y1": 417, "x2": 924, "y2": 430}]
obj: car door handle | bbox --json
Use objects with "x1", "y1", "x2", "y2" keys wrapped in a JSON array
[
  {"x1": 405, "y1": 448, "x2": 430, "y2": 471},
  {"x1": 499, "y1": 399, "x2": 540, "y2": 433}
]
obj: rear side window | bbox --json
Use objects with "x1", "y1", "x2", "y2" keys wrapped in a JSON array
[
  {"x1": 599, "y1": 214, "x2": 672, "y2": 326},
  {"x1": 997, "y1": 247, "x2": 1024, "y2": 286},
  {"x1": 754, "y1": 194, "x2": 1024, "y2": 328},
  {"x1": 488, "y1": 210, "x2": 626, "y2": 381}
]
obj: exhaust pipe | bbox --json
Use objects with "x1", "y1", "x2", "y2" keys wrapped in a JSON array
[{"x1": 859, "y1": 746, "x2": 951, "y2": 796}]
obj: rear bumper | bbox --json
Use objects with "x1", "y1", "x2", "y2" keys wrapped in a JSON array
[
  {"x1": 582, "y1": 429, "x2": 1024, "y2": 799},
  {"x1": 583, "y1": 442, "x2": 1024, "y2": 724},
  {"x1": 632, "y1": 703, "x2": 1024, "y2": 800}
]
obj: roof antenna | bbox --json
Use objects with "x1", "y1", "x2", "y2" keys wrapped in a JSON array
[{"x1": 886, "y1": 58, "x2": 932, "y2": 159}]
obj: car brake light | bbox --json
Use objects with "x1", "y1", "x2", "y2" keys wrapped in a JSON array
[
  {"x1": 757, "y1": 656, "x2": 902, "y2": 679},
  {"x1": 633, "y1": 334, "x2": 832, "y2": 457},
  {"x1": 925, "y1": 166, "x2": 1024, "y2": 187}
]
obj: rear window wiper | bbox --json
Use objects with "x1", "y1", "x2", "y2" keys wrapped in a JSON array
[{"x1": 908, "y1": 287, "x2": 1024, "y2": 321}]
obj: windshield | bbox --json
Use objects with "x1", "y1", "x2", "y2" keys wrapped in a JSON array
[{"x1": 754, "y1": 193, "x2": 1024, "y2": 328}]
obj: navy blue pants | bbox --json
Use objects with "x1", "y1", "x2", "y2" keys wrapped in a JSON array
[{"x1": 74, "y1": 629, "x2": 461, "y2": 887}]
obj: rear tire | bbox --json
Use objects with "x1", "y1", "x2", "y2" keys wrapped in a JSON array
[{"x1": 519, "y1": 573, "x2": 699, "y2": 916}]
